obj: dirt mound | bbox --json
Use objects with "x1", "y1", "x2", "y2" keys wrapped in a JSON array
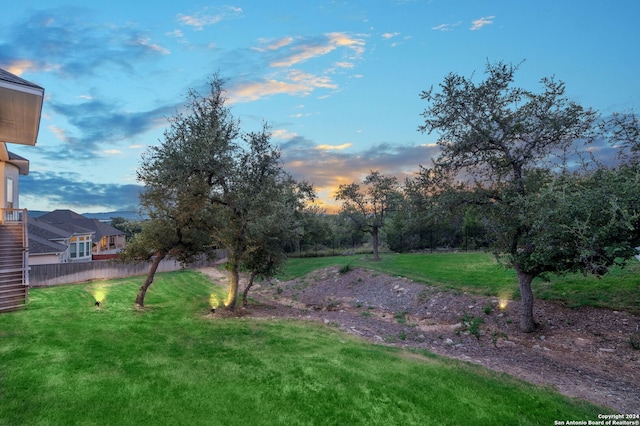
[{"x1": 202, "y1": 266, "x2": 640, "y2": 413}]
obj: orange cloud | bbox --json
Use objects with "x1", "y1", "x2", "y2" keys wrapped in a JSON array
[
  {"x1": 229, "y1": 71, "x2": 336, "y2": 103},
  {"x1": 272, "y1": 129, "x2": 299, "y2": 140},
  {"x1": 230, "y1": 79, "x2": 310, "y2": 102},
  {"x1": 282, "y1": 143, "x2": 440, "y2": 210},
  {"x1": 315, "y1": 143, "x2": 352, "y2": 151},
  {"x1": 177, "y1": 6, "x2": 243, "y2": 30},
  {"x1": 470, "y1": 16, "x2": 495, "y2": 31},
  {"x1": 254, "y1": 37, "x2": 294, "y2": 52},
  {"x1": 2, "y1": 59, "x2": 53, "y2": 76}
]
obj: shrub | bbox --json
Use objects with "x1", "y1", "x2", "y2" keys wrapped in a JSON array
[{"x1": 338, "y1": 264, "x2": 353, "y2": 274}]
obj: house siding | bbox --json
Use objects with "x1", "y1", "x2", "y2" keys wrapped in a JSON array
[{"x1": 0, "y1": 162, "x2": 20, "y2": 209}]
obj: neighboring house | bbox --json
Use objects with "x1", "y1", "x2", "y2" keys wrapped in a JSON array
[
  {"x1": 27, "y1": 217, "x2": 94, "y2": 265},
  {"x1": 36, "y1": 210, "x2": 125, "y2": 260},
  {"x1": 0, "y1": 68, "x2": 44, "y2": 311}
]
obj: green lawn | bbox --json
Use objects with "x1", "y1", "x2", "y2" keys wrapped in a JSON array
[
  {"x1": 0, "y1": 270, "x2": 605, "y2": 425},
  {"x1": 280, "y1": 252, "x2": 640, "y2": 314}
]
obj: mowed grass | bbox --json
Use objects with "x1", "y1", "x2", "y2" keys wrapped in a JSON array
[
  {"x1": 0, "y1": 270, "x2": 605, "y2": 425},
  {"x1": 280, "y1": 252, "x2": 640, "y2": 314}
]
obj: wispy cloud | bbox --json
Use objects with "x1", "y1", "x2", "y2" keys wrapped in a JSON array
[
  {"x1": 129, "y1": 36, "x2": 170, "y2": 55},
  {"x1": 432, "y1": 22, "x2": 462, "y2": 32},
  {"x1": 253, "y1": 37, "x2": 294, "y2": 52},
  {"x1": 265, "y1": 32, "x2": 365, "y2": 68},
  {"x1": 177, "y1": 6, "x2": 243, "y2": 31},
  {"x1": 271, "y1": 129, "x2": 299, "y2": 140},
  {"x1": 470, "y1": 16, "x2": 495, "y2": 31},
  {"x1": 0, "y1": 8, "x2": 170, "y2": 78},
  {"x1": 225, "y1": 32, "x2": 365, "y2": 102},
  {"x1": 382, "y1": 32, "x2": 400, "y2": 40}
]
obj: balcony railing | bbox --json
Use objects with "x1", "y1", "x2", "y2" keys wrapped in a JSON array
[{"x1": 1, "y1": 208, "x2": 27, "y2": 225}]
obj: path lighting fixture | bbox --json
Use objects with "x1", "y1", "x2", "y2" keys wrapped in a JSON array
[
  {"x1": 92, "y1": 287, "x2": 107, "y2": 308},
  {"x1": 210, "y1": 294, "x2": 220, "y2": 314},
  {"x1": 499, "y1": 299, "x2": 508, "y2": 310}
]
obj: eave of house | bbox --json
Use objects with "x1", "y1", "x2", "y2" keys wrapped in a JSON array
[
  {"x1": 0, "y1": 69, "x2": 45, "y2": 147},
  {"x1": 0, "y1": 143, "x2": 30, "y2": 175}
]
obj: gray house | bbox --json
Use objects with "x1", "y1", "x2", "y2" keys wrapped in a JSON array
[
  {"x1": 28, "y1": 216, "x2": 94, "y2": 265},
  {"x1": 33, "y1": 210, "x2": 125, "y2": 262}
]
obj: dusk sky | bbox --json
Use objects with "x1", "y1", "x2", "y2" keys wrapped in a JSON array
[{"x1": 2, "y1": 1, "x2": 639, "y2": 214}]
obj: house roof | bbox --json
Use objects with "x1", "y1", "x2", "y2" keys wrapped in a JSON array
[
  {"x1": 28, "y1": 217, "x2": 74, "y2": 255},
  {"x1": 38, "y1": 209, "x2": 124, "y2": 240},
  {"x1": 29, "y1": 233, "x2": 68, "y2": 255},
  {"x1": 0, "y1": 145, "x2": 30, "y2": 174},
  {"x1": 0, "y1": 69, "x2": 44, "y2": 89},
  {"x1": 28, "y1": 216, "x2": 73, "y2": 240},
  {"x1": 0, "y1": 68, "x2": 44, "y2": 146}
]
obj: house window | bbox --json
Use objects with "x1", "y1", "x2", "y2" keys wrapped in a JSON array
[
  {"x1": 70, "y1": 236, "x2": 92, "y2": 259},
  {"x1": 6, "y1": 177, "x2": 13, "y2": 209}
]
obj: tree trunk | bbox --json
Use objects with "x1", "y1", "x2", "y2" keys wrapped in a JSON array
[
  {"x1": 135, "y1": 251, "x2": 166, "y2": 307},
  {"x1": 225, "y1": 262, "x2": 240, "y2": 311},
  {"x1": 515, "y1": 265, "x2": 537, "y2": 333},
  {"x1": 242, "y1": 272, "x2": 256, "y2": 307},
  {"x1": 371, "y1": 227, "x2": 380, "y2": 261}
]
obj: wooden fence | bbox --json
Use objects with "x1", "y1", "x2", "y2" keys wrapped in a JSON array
[{"x1": 29, "y1": 252, "x2": 225, "y2": 287}]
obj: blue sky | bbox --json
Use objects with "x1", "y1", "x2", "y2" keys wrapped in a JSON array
[{"x1": 3, "y1": 0, "x2": 639, "y2": 213}]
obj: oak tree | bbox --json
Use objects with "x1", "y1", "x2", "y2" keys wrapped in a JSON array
[
  {"x1": 127, "y1": 76, "x2": 314, "y2": 309},
  {"x1": 419, "y1": 61, "x2": 639, "y2": 332},
  {"x1": 335, "y1": 171, "x2": 400, "y2": 261}
]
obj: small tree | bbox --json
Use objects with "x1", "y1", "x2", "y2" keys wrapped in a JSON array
[
  {"x1": 419, "y1": 61, "x2": 639, "y2": 332},
  {"x1": 240, "y1": 179, "x2": 314, "y2": 306},
  {"x1": 205, "y1": 125, "x2": 315, "y2": 310},
  {"x1": 335, "y1": 171, "x2": 400, "y2": 260},
  {"x1": 125, "y1": 75, "x2": 238, "y2": 307},
  {"x1": 128, "y1": 77, "x2": 314, "y2": 310}
]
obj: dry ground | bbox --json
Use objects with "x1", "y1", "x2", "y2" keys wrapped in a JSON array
[{"x1": 200, "y1": 266, "x2": 640, "y2": 413}]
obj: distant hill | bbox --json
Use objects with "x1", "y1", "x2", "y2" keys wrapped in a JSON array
[
  {"x1": 29, "y1": 210, "x2": 147, "y2": 222},
  {"x1": 82, "y1": 211, "x2": 147, "y2": 222}
]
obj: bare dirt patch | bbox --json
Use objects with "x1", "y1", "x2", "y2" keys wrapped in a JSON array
[{"x1": 200, "y1": 266, "x2": 640, "y2": 413}]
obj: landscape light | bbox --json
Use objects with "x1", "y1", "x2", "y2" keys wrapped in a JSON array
[
  {"x1": 499, "y1": 298, "x2": 508, "y2": 310},
  {"x1": 210, "y1": 294, "x2": 220, "y2": 313},
  {"x1": 92, "y1": 287, "x2": 107, "y2": 309}
]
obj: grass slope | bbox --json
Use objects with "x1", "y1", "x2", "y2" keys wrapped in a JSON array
[
  {"x1": 0, "y1": 270, "x2": 605, "y2": 425},
  {"x1": 281, "y1": 252, "x2": 640, "y2": 313}
]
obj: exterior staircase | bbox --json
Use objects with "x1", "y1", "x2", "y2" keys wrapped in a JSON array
[{"x1": 0, "y1": 209, "x2": 28, "y2": 312}]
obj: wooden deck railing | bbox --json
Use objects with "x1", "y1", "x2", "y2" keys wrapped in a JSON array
[{"x1": 1, "y1": 208, "x2": 27, "y2": 225}]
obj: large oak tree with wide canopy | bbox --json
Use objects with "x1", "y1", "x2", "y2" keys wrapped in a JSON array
[{"x1": 419, "y1": 61, "x2": 640, "y2": 332}]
